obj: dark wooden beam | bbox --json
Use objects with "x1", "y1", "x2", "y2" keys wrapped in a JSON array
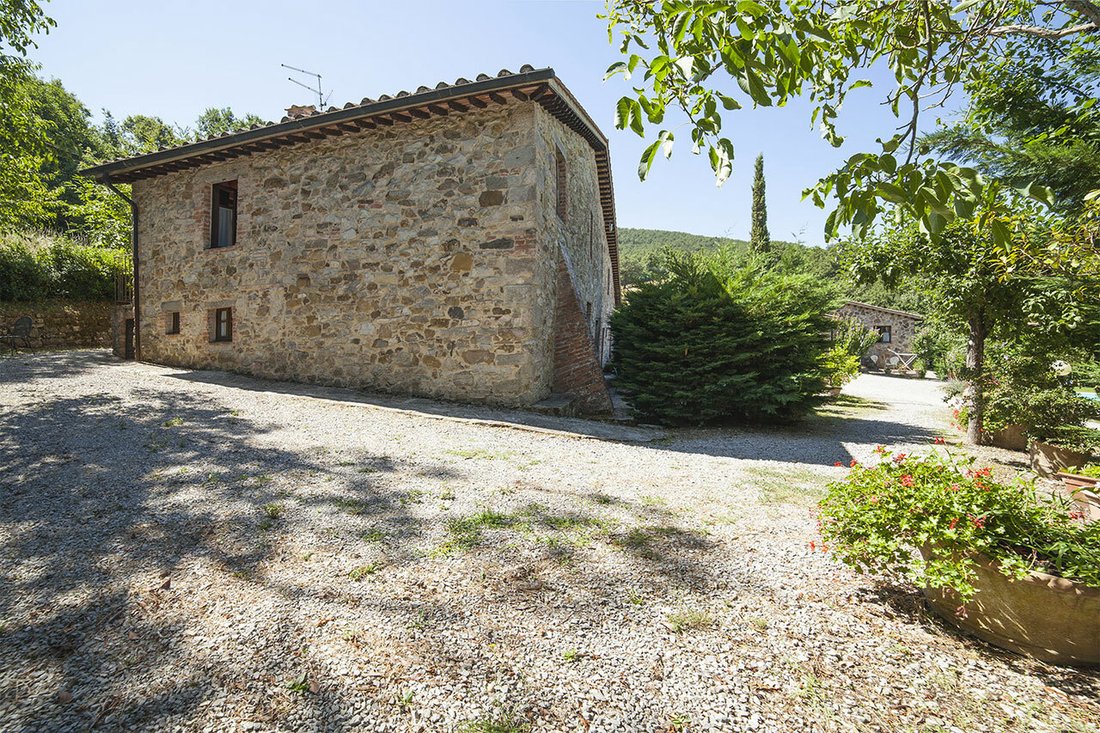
[
  {"x1": 510, "y1": 88, "x2": 529, "y2": 102},
  {"x1": 390, "y1": 112, "x2": 412, "y2": 123},
  {"x1": 427, "y1": 104, "x2": 449, "y2": 116},
  {"x1": 467, "y1": 95, "x2": 488, "y2": 109},
  {"x1": 446, "y1": 100, "x2": 468, "y2": 112},
  {"x1": 488, "y1": 92, "x2": 508, "y2": 105},
  {"x1": 408, "y1": 107, "x2": 431, "y2": 119}
]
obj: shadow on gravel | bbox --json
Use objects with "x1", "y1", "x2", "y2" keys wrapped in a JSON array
[
  {"x1": 0, "y1": 371, "x2": 426, "y2": 730},
  {"x1": 0, "y1": 349, "x2": 119, "y2": 385}
]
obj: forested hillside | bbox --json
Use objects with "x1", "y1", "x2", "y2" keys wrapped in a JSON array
[{"x1": 617, "y1": 227, "x2": 929, "y2": 315}]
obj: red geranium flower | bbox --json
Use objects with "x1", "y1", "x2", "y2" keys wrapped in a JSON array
[
  {"x1": 893, "y1": 453, "x2": 907, "y2": 463},
  {"x1": 948, "y1": 518, "x2": 959, "y2": 530},
  {"x1": 900, "y1": 474, "x2": 914, "y2": 487}
]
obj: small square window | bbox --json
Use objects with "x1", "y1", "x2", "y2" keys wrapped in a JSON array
[
  {"x1": 165, "y1": 312, "x2": 180, "y2": 335},
  {"x1": 213, "y1": 307, "x2": 233, "y2": 342},
  {"x1": 877, "y1": 325, "x2": 892, "y2": 343},
  {"x1": 210, "y1": 180, "x2": 238, "y2": 248}
]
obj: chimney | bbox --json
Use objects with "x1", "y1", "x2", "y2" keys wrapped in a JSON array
[{"x1": 285, "y1": 104, "x2": 317, "y2": 119}]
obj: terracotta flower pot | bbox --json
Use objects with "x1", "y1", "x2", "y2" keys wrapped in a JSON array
[
  {"x1": 1055, "y1": 472, "x2": 1100, "y2": 523},
  {"x1": 1029, "y1": 440, "x2": 1089, "y2": 478},
  {"x1": 921, "y1": 550, "x2": 1100, "y2": 667},
  {"x1": 985, "y1": 423, "x2": 1027, "y2": 452}
]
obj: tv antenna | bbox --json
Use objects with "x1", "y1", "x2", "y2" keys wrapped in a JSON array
[{"x1": 281, "y1": 63, "x2": 331, "y2": 109}]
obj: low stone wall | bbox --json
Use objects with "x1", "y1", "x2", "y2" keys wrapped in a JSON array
[{"x1": 0, "y1": 300, "x2": 113, "y2": 350}]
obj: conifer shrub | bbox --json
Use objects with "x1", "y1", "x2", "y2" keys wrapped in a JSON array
[{"x1": 610, "y1": 251, "x2": 835, "y2": 425}]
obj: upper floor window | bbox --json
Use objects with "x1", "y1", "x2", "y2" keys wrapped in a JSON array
[
  {"x1": 554, "y1": 148, "x2": 567, "y2": 221},
  {"x1": 877, "y1": 325, "x2": 892, "y2": 344},
  {"x1": 210, "y1": 180, "x2": 238, "y2": 248}
]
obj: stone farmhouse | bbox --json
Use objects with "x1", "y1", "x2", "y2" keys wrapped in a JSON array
[
  {"x1": 84, "y1": 67, "x2": 620, "y2": 414},
  {"x1": 834, "y1": 301, "x2": 924, "y2": 369}
]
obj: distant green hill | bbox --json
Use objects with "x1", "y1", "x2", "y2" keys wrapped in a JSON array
[{"x1": 616, "y1": 227, "x2": 835, "y2": 288}]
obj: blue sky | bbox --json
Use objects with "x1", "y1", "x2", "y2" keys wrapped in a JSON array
[{"x1": 28, "y1": 0, "x2": 948, "y2": 246}]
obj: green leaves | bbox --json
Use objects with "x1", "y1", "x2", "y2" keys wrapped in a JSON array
[{"x1": 604, "y1": 0, "x2": 1092, "y2": 240}]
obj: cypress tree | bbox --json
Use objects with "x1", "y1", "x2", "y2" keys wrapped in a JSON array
[{"x1": 750, "y1": 153, "x2": 770, "y2": 254}]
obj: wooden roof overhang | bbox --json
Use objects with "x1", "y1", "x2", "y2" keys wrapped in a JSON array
[{"x1": 81, "y1": 67, "x2": 621, "y2": 304}]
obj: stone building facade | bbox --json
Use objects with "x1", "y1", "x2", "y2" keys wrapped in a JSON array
[
  {"x1": 834, "y1": 301, "x2": 924, "y2": 368},
  {"x1": 85, "y1": 68, "x2": 620, "y2": 414}
]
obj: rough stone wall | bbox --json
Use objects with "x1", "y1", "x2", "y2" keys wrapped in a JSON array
[
  {"x1": 533, "y1": 106, "x2": 616, "y2": 367},
  {"x1": 834, "y1": 302, "x2": 922, "y2": 367},
  {"x1": 133, "y1": 102, "x2": 554, "y2": 405},
  {"x1": 0, "y1": 300, "x2": 112, "y2": 349}
]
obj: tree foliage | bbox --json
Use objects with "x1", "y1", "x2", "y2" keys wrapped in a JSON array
[
  {"x1": 750, "y1": 153, "x2": 770, "y2": 253},
  {"x1": 603, "y1": 0, "x2": 1100, "y2": 241},
  {"x1": 611, "y1": 250, "x2": 836, "y2": 424},
  {"x1": 0, "y1": 231, "x2": 129, "y2": 301}
]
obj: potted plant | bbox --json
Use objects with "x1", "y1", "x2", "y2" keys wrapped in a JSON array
[
  {"x1": 817, "y1": 448, "x2": 1100, "y2": 667},
  {"x1": 1055, "y1": 464, "x2": 1100, "y2": 523},
  {"x1": 1029, "y1": 425, "x2": 1099, "y2": 478}
]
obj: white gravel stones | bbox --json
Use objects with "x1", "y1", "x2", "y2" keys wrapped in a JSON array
[{"x1": 0, "y1": 351, "x2": 1096, "y2": 732}]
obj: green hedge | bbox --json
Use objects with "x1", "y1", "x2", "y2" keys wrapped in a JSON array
[
  {"x1": 0, "y1": 232, "x2": 129, "y2": 302},
  {"x1": 610, "y1": 251, "x2": 837, "y2": 425}
]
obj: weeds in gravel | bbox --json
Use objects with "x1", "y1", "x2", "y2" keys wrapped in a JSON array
[
  {"x1": 348, "y1": 563, "x2": 381, "y2": 581},
  {"x1": 439, "y1": 486, "x2": 456, "y2": 501},
  {"x1": 435, "y1": 509, "x2": 521, "y2": 555},
  {"x1": 745, "y1": 465, "x2": 823, "y2": 506},
  {"x1": 399, "y1": 489, "x2": 426, "y2": 506},
  {"x1": 162, "y1": 416, "x2": 184, "y2": 428},
  {"x1": 626, "y1": 588, "x2": 646, "y2": 606},
  {"x1": 361, "y1": 528, "x2": 385, "y2": 543},
  {"x1": 612, "y1": 528, "x2": 662, "y2": 560},
  {"x1": 334, "y1": 498, "x2": 369, "y2": 516},
  {"x1": 666, "y1": 713, "x2": 692, "y2": 731},
  {"x1": 748, "y1": 616, "x2": 770, "y2": 632},
  {"x1": 394, "y1": 689, "x2": 415, "y2": 712},
  {"x1": 666, "y1": 609, "x2": 714, "y2": 633},
  {"x1": 286, "y1": 674, "x2": 315, "y2": 695},
  {"x1": 562, "y1": 648, "x2": 580, "y2": 663},
  {"x1": 446, "y1": 447, "x2": 515, "y2": 460},
  {"x1": 458, "y1": 712, "x2": 531, "y2": 733}
]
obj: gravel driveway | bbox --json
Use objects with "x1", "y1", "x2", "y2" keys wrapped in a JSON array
[{"x1": 1, "y1": 351, "x2": 1096, "y2": 732}]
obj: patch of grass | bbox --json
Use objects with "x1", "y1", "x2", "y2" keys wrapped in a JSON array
[
  {"x1": 436, "y1": 509, "x2": 521, "y2": 555},
  {"x1": 335, "y1": 498, "x2": 369, "y2": 516},
  {"x1": 666, "y1": 608, "x2": 714, "y2": 633},
  {"x1": 394, "y1": 689, "x2": 414, "y2": 712},
  {"x1": 562, "y1": 648, "x2": 580, "y2": 663},
  {"x1": 162, "y1": 416, "x2": 184, "y2": 428},
  {"x1": 640, "y1": 494, "x2": 667, "y2": 507},
  {"x1": 667, "y1": 713, "x2": 691, "y2": 731},
  {"x1": 458, "y1": 713, "x2": 531, "y2": 733},
  {"x1": 446, "y1": 447, "x2": 515, "y2": 461},
  {"x1": 626, "y1": 588, "x2": 646, "y2": 606},
  {"x1": 348, "y1": 563, "x2": 381, "y2": 581},
  {"x1": 748, "y1": 616, "x2": 770, "y2": 632},
  {"x1": 361, "y1": 528, "x2": 386, "y2": 543},
  {"x1": 611, "y1": 528, "x2": 662, "y2": 560},
  {"x1": 407, "y1": 611, "x2": 431, "y2": 631},
  {"x1": 590, "y1": 493, "x2": 614, "y2": 505},
  {"x1": 262, "y1": 502, "x2": 284, "y2": 519},
  {"x1": 286, "y1": 674, "x2": 312, "y2": 695},
  {"x1": 439, "y1": 486, "x2": 456, "y2": 501},
  {"x1": 743, "y1": 465, "x2": 824, "y2": 506},
  {"x1": 399, "y1": 489, "x2": 426, "y2": 506}
]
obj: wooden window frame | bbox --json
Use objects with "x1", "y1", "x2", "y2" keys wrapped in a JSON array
[
  {"x1": 165, "y1": 311, "x2": 180, "y2": 335},
  {"x1": 213, "y1": 307, "x2": 233, "y2": 342},
  {"x1": 209, "y1": 180, "x2": 238, "y2": 249}
]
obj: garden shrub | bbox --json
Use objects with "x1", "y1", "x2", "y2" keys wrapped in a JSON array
[
  {"x1": 610, "y1": 250, "x2": 835, "y2": 425},
  {"x1": 823, "y1": 317, "x2": 879, "y2": 386},
  {"x1": 818, "y1": 448, "x2": 1100, "y2": 603},
  {"x1": 0, "y1": 231, "x2": 129, "y2": 301}
]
